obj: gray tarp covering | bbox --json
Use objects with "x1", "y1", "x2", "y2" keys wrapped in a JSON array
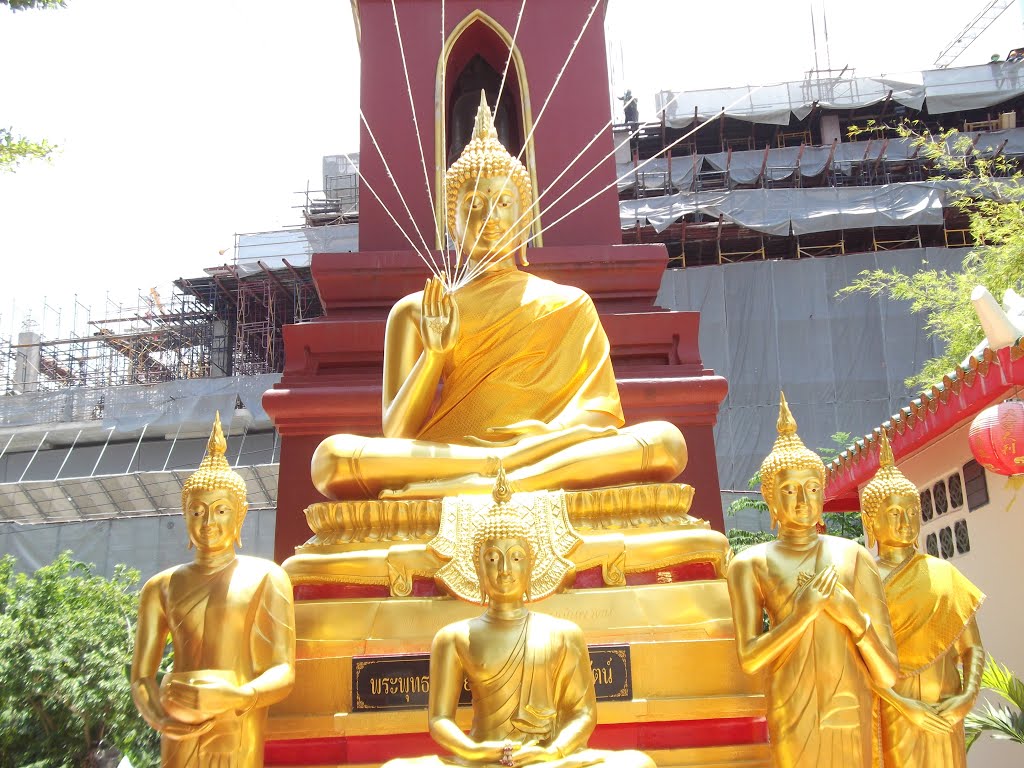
[
  {"x1": 619, "y1": 182, "x2": 946, "y2": 235},
  {"x1": 233, "y1": 224, "x2": 358, "y2": 274},
  {"x1": 0, "y1": 508, "x2": 276, "y2": 581},
  {"x1": 0, "y1": 374, "x2": 282, "y2": 432},
  {"x1": 924, "y1": 61, "x2": 1024, "y2": 114},
  {"x1": 655, "y1": 61, "x2": 1024, "y2": 127},
  {"x1": 617, "y1": 129, "x2": 1024, "y2": 191},
  {"x1": 655, "y1": 247, "x2": 968, "y2": 516}
]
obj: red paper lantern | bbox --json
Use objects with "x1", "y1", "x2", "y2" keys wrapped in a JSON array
[{"x1": 969, "y1": 400, "x2": 1024, "y2": 476}]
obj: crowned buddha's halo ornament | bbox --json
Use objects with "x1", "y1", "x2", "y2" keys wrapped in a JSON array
[
  {"x1": 429, "y1": 466, "x2": 579, "y2": 605},
  {"x1": 968, "y1": 399, "x2": 1024, "y2": 476}
]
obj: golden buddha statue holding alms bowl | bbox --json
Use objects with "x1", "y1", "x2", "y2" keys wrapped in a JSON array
[{"x1": 288, "y1": 93, "x2": 731, "y2": 593}]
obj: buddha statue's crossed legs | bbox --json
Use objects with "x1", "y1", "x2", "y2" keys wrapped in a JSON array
[{"x1": 312, "y1": 421, "x2": 686, "y2": 501}]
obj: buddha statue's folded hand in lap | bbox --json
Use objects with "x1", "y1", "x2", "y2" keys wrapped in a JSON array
[
  {"x1": 726, "y1": 394, "x2": 899, "y2": 768},
  {"x1": 860, "y1": 432, "x2": 985, "y2": 768},
  {"x1": 382, "y1": 475, "x2": 654, "y2": 768},
  {"x1": 131, "y1": 415, "x2": 296, "y2": 767},
  {"x1": 312, "y1": 93, "x2": 685, "y2": 500}
]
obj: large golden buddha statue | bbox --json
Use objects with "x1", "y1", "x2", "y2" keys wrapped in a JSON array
[
  {"x1": 726, "y1": 394, "x2": 899, "y2": 768},
  {"x1": 382, "y1": 473, "x2": 655, "y2": 768},
  {"x1": 311, "y1": 93, "x2": 685, "y2": 501},
  {"x1": 860, "y1": 431, "x2": 985, "y2": 768},
  {"x1": 131, "y1": 414, "x2": 296, "y2": 767}
]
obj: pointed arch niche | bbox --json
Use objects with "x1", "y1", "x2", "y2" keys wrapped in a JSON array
[{"x1": 435, "y1": 11, "x2": 542, "y2": 247}]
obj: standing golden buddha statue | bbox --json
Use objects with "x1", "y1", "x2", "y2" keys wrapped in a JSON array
[
  {"x1": 131, "y1": 414, "x2": 296, "y2": 767},
  {"x1": 382, "y1": 471, "x2": 655, "y2": 768},
  {"x1": 860, "y1": 431, "x2": 985, "y2": 768},
  {"x1": 726, "y1": 394, "x2": 899, "y2": 768},
  {"x1": 311, "y1": 93, "x2": 685, "y2": 500}
]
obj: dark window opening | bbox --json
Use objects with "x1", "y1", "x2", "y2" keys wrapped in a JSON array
[
  {"x1": 934, "y1": 480, "x2": 949, "y2": 515},
  {"x1": 948, "y1": 473, "x2": 964, "y2": 509},
  {"x1": 954, "y1": 520, "x2": 971, "y2": 555},
  {"x1": 963, "y1": 460, "x2": 990, "y2": 511},
  {"x1": 939, "y1": 526, "x2": 954, "y2": 559},
  {"x1": 926, "y1": 533, "x2": 939, "y2": 557},
  {"x1": 920, "y1": 489, "x2": 934, "y2": 522}
]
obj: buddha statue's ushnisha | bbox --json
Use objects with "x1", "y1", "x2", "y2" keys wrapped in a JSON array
[
  {"x1": 130, "y1": 414, "x2": 296, "y2": 767},
  {"x1": 311, "y1": 92, "x2": 685, "y2": 500},
  {"x1": 382, "y1": 471, "x2": 655, "y2": 768},
  {"x1": 861, "y1": 431, "x2": 985, "y2": 768},
  {"x1": 726, "y1": 394, "x2": 898, "y2": 768}
]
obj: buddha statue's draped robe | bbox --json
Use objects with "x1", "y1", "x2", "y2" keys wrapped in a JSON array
[
  {"x1": 468, "y1": 613, "x2": 590, "y2": 745},
  {"x1": 417, "y1": 269, "x2": 624, "y2": 444},
  {"x1": 159, "y1": 557, "x2": 295, "y2": 768},
  {"x1": 756, "y1": 537, "x2": 896, "y2": 768},
  {"x1": 384, "y1": 612, "x2": 651, "y2": 768},
  {"x1": 880, "y1": 553, "x2": 984, "y2": 768}
]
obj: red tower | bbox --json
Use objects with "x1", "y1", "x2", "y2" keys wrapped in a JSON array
[{"x1": 264, "y1": 0, "x2": 728, "y2": 561}]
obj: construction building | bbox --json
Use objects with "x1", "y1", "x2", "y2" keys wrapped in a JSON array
[{"x1": 2, "y1": 55, "x2": 1023, "y2": 572}]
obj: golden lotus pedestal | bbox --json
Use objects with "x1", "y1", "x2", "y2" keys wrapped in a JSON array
[{"x1": 264, "y1": 485, "x2": 769, "y2": 768}]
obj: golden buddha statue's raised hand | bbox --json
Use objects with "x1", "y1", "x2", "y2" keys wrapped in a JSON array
[
  {"x1": 726, "y1": 394, "x2": 898, "y2": 768},
  {"x1": 131, "y1": 414, "x2": 296, "y2": 767},
  {"x1": 311, "y1": 92, "x2": 685, "y2": 501},
  {"x1": 861, "y1": 431, "x2": 985, "y2": 768},
  {"x1": 381, "y1": 473, "x2": 654, "y2": 768}
]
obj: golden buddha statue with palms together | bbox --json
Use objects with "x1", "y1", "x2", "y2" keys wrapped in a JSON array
[
  {"x1": 726, "y1": 395, "x2": 899, "y2": 768},
  {"x1": 860, "y1": 431, "x2": 985, "y2": 768},
  {"x1": 312, "y1": 93, "x2": 685, "y2": 501},
  {"x1": 382, "y1": 472, "x2": 654, "y2": 768}
]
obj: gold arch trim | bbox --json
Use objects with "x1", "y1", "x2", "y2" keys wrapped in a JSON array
[{"x1": 435, "y1": 9, "x2": 543, "y2": 249}]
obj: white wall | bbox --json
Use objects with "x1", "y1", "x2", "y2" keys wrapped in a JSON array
[{"x1": 887, "y1": 418, "x2": 1024, "y2": 768}]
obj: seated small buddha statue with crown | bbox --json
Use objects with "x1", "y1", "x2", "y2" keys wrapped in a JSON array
[
  {"x1": 131, "y1": 414, "x2": 296, "y2": 767},
  {"x1": 289, "y1": 94, "x2": 730, "y2": 593},
  {"x1": 381, "y1": 472, "x2": 655, "y2": 768}
]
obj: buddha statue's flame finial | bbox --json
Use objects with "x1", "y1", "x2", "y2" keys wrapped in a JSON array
[
  {"x1": 777, "y1": 391, "x2": 798, "y2": 437},
  {"x1": 860, "y1": 429, "x2": 917, "y2": 522},
  {"x1": 180, "y1": 412, "x2": 249, "y2": 512},
  {"x1": 759, "y1": 392, "x2": 825, "y2": 511},
  {"x1": 473, "y1": 90, "x2": 498, "y2": 142},
  {"x1": 879, "y1": 429, "x2": 895, "y2": 469},
  {"x1": 492, "y1": 462, "x2": 513, "y2": 504}
]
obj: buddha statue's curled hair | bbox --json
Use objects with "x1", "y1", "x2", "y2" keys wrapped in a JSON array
[
  {"x1": 759, "y1": 393, "x2": 826, "y2": 507},
  {"x1": 470, "y1": 466, "x2": 535, "y2": 564},
  {"x1": 444, "y1": 91, "x2": 533, "y2": 240},
  {"x1": 860, "y1": 430, "x2": 918, "y2": 519},
  {"x1": 181, "y1": 412, "x2": 249, "y2": 512}
]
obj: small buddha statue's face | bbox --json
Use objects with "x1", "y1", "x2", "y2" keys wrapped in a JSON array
[
  {"x1": 871, "y1": 492, "x2": 921, "y2": 548},
  {"x1": 184, "y1": 489, "x2": 245, "y2": 553},
  {"x1": 454, "y1": 174, "x2": 523, "y2": 262},
  {"x1": 771, "y1": 467, "x2": 824, "y2": 530},
  {"x1": 477, "y1": 536, "x2": 532, "y2": 604}
]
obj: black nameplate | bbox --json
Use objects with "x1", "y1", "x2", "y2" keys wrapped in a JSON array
[{"x1": 352, "y1": 644, "x2": 632, "y2": 712}]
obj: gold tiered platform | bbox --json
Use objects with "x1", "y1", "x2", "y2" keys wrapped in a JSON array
[{"x1": 266, "y1": 484, "x2": 769, "y2": 768}]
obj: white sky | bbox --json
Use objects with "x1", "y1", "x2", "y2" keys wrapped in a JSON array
[{"x1": 0, "y1": 0, "x2": 1022, "y2": 339}]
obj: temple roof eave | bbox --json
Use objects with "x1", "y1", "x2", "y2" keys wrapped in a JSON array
[{"x1": 824, "y1": 337, "x2": 1024, "y2": 511}]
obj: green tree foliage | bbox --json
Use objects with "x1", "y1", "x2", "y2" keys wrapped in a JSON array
[
  {"x1": 839, "y1": 123, "x2": 1024, "y2": 388},
  {"x1": 965, "y1": 658, "x2": 1024, "y2": 751},
  {"x1": 2, "y1": 1, "x2": 66, "y2": 11},
  {"x1": 0, "y1": 128, "x2": 56, "y2": 172},
  {"x1": 0, "y1": 0, "x2": 62, "y2": 171},
  {"x1": 0, "y1": 552, "x2": 159, "y2": 767}
]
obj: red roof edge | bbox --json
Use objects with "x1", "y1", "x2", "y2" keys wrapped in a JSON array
[{"x1": 824, "y1": 343, "x2": 1024, "y2": 509}]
